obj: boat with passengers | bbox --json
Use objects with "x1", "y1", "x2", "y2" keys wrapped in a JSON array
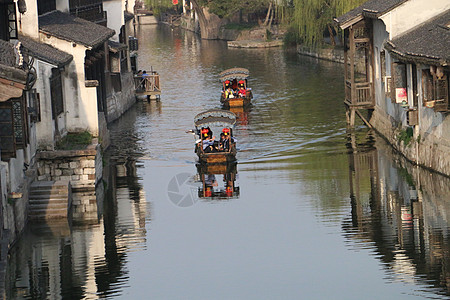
[
  {"x1": 192, "y1": 109, "x2": 237, "y2": 164},
  {"x1": 219, "y1": 68, "x2": 253, "y2": 108}
]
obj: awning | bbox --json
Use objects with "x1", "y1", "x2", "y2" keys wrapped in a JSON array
[
  {"x1": 219, "y1": 68, "x2": 249, "y2": 82},
  {"x1": 194, "y1": 109, "x2": 236, "y2": 127}
]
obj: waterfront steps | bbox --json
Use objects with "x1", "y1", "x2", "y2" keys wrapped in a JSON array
[{"x1": 28, "y1": 181, "x2": 72, "y2": 220}]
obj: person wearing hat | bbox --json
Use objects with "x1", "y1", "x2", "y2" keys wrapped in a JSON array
[
  {"x1": 238, "y1": 85, "x2": 246, "y2": 98},
  {"x1": 201, "y1": 128, "x2": 216, "y2": 153},
  {"x1": 219, "y1": 132, "x2": 226, "y2": 151},
  {"x1": 225, "y1": 86, "x2": 235, "y2": 99},
  {"x1": 221, "y1": 127, "x2": 236, "y2": 151}
]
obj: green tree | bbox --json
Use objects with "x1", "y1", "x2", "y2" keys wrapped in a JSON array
[
  {"x1": 146, "y1": 0, "x2": 176, "y2": 16},
  {"x1": 196, "y1": 0, "x2": 270, "y2": 18},
  {"x1": 291, "y1": 0, "x2": 365, "y2": 46}
]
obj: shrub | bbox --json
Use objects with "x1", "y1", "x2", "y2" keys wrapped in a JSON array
[{"x1": 56, "y1": 131, "x2": 93, "y2": 150}]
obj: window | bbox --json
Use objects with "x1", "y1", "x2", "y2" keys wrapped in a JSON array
[
  {"x1": 7, "y1": 3, "x2": 17, "y2": 39},
  {"x1": 0, "y1": 102, "x2": 15, "y2": 159},
  {"x1": 50, "y1": 68, "x2": 64, "y2": 119},
  {"x1": 422, "y1": 68, "x2": 449, "y2": 112},
  {"x1": 391, "y1": 62, "x2": 407, "y2": 104},
  {"x1": 0, "y1": 2, "x2": 18, "y2": 40},
  {"x1": 28, "y1": 89, "x2": 41, "y2": 122},
  {"x1": 12, "y1": 96, "x2": 28, "y2": 148},
  {"x1": 37, "y1": 0, "x2": 56, "y2": 15}
]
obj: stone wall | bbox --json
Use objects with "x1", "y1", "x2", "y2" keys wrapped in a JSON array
[
  {"x1": 36, "y1": 146, "x2": 100, "y2": 184},
  {"x1": 296, "y1": 45, "x2": 367, "y2": 74},
  {"x1": 36, "y1": 141, "x2": 103, "y2": 222},
  {"x1": 106, "y1": 72, "x2": 136, "y2": 124},
  {"x1": 370, "y1": 108, "x2": 450, "y2": 177},
  {"x1": 297, "y1": 45, "x2": 345, "y2": 63},
  {"x1": 0, "y1": 163, "x2": 35, "y2": 245}
]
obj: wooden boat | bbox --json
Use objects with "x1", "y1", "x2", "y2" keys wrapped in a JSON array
[
  {"x1": 196, "y1": 162, "x2": 239, "y2": 199},
  {"x1": 219, "y1": 68, "x2": 253, "y2": 108},
  {"x1": 193, "y1": 110, "x2": 237, "y2": 164}
]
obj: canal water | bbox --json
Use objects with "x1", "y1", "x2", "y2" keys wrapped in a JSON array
[{"x1": 6, "y1": 25, "x2": 450, "y2": 299}]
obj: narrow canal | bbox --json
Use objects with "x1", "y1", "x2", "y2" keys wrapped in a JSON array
[{"x1": 6, "y1": 25, "x2": 450, "y2": 299}]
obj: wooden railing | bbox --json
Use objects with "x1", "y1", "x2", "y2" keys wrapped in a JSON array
[
  {"x1": 345, "y1": 80, "x2": 373, "y2": 106},
  {"x1": 134, "y1": 74, "x2": 161, "y2": 95}
]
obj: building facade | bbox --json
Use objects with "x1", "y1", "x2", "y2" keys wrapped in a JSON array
[{"x1": 335, "y1": 0, "x2": 450, "y2": 176}]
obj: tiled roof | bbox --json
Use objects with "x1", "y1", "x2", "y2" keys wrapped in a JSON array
[
  {"x1": 0, "y1": 39, "x2": 19, "y2": 67},
  {"x1": 39, "y1": 11, "x2": 115, "y2": 48},
  {"x1": 335, "y1": 0, "x2": 407, "y2": 28},
  {"x1": 108, "y1": 40, "x2": 127, "y2": 53},
  {"x1": 20, "y1": 36, "x2": 73, "y2": 67},
  {"x1": 0, "y1": 40, "x2": 28, "y2": 83},
  {"x1": 124, "y1": 11, "x2": 134, "y2": 22},
  {"x1": 384, "y1": 10, "x2": 450, "y2": 65}
]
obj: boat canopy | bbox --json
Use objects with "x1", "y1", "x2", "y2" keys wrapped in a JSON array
[
  {"x1": 194, "y1": 109, "x2": 236, "y2": 128},
  {"x1": 219, "y1": 68, "x2": 249, "y2": 82}
]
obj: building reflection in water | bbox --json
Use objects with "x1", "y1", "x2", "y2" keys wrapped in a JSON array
[
  {"x1": 344, "y1": 131, "x2": 450, "y2": 297},
  {"x1": 6, "y1": 105, "x2": 149, "y2": 299},
  {"x1": 196, "y1": 163, "x2": 239, "y2": 200}
]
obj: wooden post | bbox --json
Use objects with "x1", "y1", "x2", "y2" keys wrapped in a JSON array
[{"x1": 349, "y1": 26, "x2": 355, "y2": 106}]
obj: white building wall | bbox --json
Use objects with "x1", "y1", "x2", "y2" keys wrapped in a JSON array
[
  {"x1": 127, "y1": 0, "x2": 135, "y2": 14},
  {"x1": 380, "y1": 0, "x2": 450, "y2": 39},
  {"x1": 35, "y1": 60, "x2": 57, "y2": 149},
  {"x1": 369, "y1": 3, "x2": 450, "y2": 175},
  {"x1": 55, "y1": 0, "x2": 70, "y2": 13},
  {"x1": 39, "y1": 34, "x2": 100, "y2": 136},
  {"x1": 104, "y1": 0, "x2": 124, "y2": 42},
  {"x1": 17, "y1": 0, "x2": 39, "y2": 38}
]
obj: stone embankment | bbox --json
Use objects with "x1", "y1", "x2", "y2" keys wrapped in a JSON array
[{"x1": 228, "y1": 39, "x2": 283, "y2": 48}]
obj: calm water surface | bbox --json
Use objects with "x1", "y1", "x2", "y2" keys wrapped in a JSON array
[{"x1": 7, "y1": 25, "x2": 450, "y2": 299}]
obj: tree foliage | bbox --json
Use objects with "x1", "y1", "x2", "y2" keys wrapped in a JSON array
[
  {"x1": 291, "y1": 0, "x2": 365, "y2": 46},
  {"x1": 145, "y1": 0, "x2": 176, "y2": 16},
  {"x1": 196, "y1": 0, "x2": 270, "y2": 18}
]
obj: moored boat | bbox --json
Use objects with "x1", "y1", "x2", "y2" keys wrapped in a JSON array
[
  {"x1": 219, "y1": 68, "x2": 253, "y2": 108},
  {"x1": 192, "y1": 109, "x2": 237, "y2": 164}
]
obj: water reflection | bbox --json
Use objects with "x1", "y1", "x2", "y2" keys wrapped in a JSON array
[
  {"x1": 344, "y1": 132, "x2": 450, "y2": 297},
  {"x1": 196, "y1": 163, "x2": 239, "y2": 200},
  {"x1": 6, "y1": 105, "x2": 149, "y2": 299},
  {"x1": 5, "y1": 24, "x2": 450, "y2": 299}
]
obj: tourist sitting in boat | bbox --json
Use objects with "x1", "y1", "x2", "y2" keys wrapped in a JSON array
[
  {"x1": 224, "y1": 80, "x2": 231, "y2": 90},
  {"x1": 221, "y1": 128, "x2": 236, "y2": 151},
  {"x1": 225, "y1": 86, "x2": 235, "y2": 99},
  {"x1": 219, "y1": 133, "x2": 226, "y2": 151},
  {"x1": 202, "y1": 128, "x2": 217, "y2": 153},
  {"x1": 238, "y1": 86, "x2": 246, "y2": 97}
]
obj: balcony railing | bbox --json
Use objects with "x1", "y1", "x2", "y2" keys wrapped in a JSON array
[
  {"x1": 134, "y1": 74, "x2": 161, "y2": 96},
  {"x1": 345, "y1": 80, "x2": 373, "y2": 107}
]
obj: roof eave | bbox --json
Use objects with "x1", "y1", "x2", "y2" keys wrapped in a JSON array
[
  {"x1": 337, "y1": 14, "x2": 364, "y2": 30},
  {"x1": 39, "y1": 29, "x2": 115, "y2": 49},
  {"x1": 384, "y1": 41, "x2": 449, "y2": 67}
]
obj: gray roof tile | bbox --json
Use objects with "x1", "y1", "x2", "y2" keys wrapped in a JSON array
[
  {"x1": 385, "y1": 10, "x2": 450, "y2": 65},
  {"x1": 39, "y1": 11, "x2": 115, "y2": 48},
  {"x1": 0, "y1": 39, "x2": 19, "y2": 67},
  {"x1": 0, "y1": 40, "x2": 28, "y2": 83},
  {"x1": 335, "y1": 0, "x2": 407, "y2": 27},
  {"x1": 19, "y1": 36, "x2": 73, "y2": 67}
]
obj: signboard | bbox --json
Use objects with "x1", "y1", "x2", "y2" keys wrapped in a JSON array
[{"x1": 395, "y1": 88, "x2": 407, "y2": 104}]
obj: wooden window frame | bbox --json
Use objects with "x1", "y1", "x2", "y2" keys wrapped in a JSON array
[
  {"x1": 391, "y1": 62, "x2": 407, "y2": 104},
  {"x1": 50, "y1": 68, "x2": 64, "y2": 119},
  {"x1": 0, "y1": 101, "x2": 16, "y2": 159},
  {"x1": 422, "y1": 69, "x2": 449, "y2": 112}
]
